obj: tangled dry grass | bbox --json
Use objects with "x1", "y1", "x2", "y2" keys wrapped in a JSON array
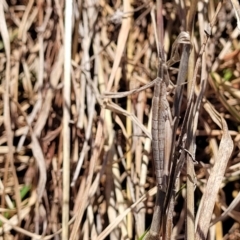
[{"x1": 0, "y1": 0, "x2": 240, "y2": 240}]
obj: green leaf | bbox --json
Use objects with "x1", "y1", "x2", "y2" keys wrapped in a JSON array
[{"x1": 223, "y1": 69, "x2": 233, "y2": 81}]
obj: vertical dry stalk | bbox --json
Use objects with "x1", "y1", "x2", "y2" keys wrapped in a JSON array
[
  {"x1": 62, "y1": 0, "x2": 73, "y2": 238},
  {"x1": 126, "y1": 4, "x2": 134, "y2": 237},
  {"x1": 186, "y1": 1, "x2": 198, "y2": 239}
]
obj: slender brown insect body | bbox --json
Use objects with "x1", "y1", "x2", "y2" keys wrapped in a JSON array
[{"x1": 152, "y1": 76, "x2": 168, "y2": 191}]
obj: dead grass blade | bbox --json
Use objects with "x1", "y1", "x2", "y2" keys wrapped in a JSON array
[
  {"x1": 195, "y1": 103, "x2": 234, "y2": 240},
  {"x1": 30, "y1": 134, "x2": 46, "y2": 200}
]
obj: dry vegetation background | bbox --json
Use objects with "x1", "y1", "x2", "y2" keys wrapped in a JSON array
[{"x1": 0, "y1": 0, "x2": 240, "y2": 240}]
